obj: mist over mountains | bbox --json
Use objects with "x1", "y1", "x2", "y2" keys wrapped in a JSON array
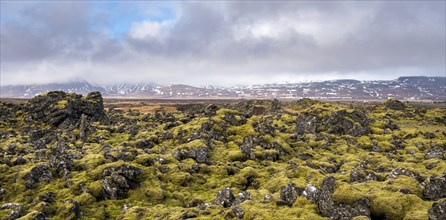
[{"x1": 1, "y1": 76, "x2": 445, "y2": 101}]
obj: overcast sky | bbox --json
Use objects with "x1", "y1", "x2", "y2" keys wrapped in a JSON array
[{"x1": 1, "y1": 1, "x2": 445, "y2": 86}]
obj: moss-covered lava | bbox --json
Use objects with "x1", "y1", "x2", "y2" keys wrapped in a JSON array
[{"x1": 0, "y1": 92, "x2": 445, "y2": 219}]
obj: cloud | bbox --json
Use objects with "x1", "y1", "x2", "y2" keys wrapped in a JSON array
[
  {"x1": 1, "y1": 1, "x2": 445, "y2": 86},
  {"x1": 129, "y1": 20, "x2": 165, "y2": 40}
]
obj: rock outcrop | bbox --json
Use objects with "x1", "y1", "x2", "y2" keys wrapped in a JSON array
[
  {"x1": 423, "y1": 175, "x2": 446, "y2": 200},
  {"x1": 385, "y1": 99, "x2": 405, "y2": 110},
  {"x1": 25, "y1": 91, "x2": 105, "y2": 127},
  {"x1": 296, "y1": 109, "x2": 370, "y2": 136},
  {"x1": 101, "y1": 165, "x2": 143, "y2": 200},
  {"x1": 428, "y1": 200, "x2": 446, "y2": 220}
]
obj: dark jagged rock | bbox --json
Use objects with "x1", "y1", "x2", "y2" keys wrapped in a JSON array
[
  {"x1": 305, "y1": 176, "x2": 371, "y2": 219},
  {"x1": 425, "y1": 146, "x2": 445, "y2": 160},
  {"x1": 23, "y1": 164, "x2": 53, "y2": 188},
  {"x1": 234, "y1": 191, "x2": 252, "y2": 205},
  {"x1": 317, "y1": 176, "x2": 336, "y2": 216},
  {"x1": 213, "y1": 187, "x2": 236, "y2": 208},
  {"x1": 135, "y1": 138, "x2": 156, "y2": 149},
  {"x1": 39, "y1": 191, "x2": 56, "y2": 203},
  {"x1": 253, "y1": 119, "x2": 276, "y2": 136},
  {"x1": 277, "y1": 183, "x2": 304, "y2": 207},
  {"x1": 232, "y1": 207, "x2": 245, "y2": 219},
  {"x1": 296, "y1": 112, "x2": 318, "y2": 134},
  {"x1": 296, "y1": 153, "x2": 313, "y2": 160},
  {"x1": 1, "y1": 203, "x2": 22, "y2": 220},
  {"x1": 331, "y1": 198, "x2": 371, "y2": 220},
  {"x1": 428, "y1": 200, "x2": 446, "y2": 220},
  {"x1": 240, "y1": 136, "x2": 255, "y2": 159},
  {"x1": 270, "y1": 99, "x2": 282, "y2": 112},
  {"x1": 423, "y1": 175, "x2": 446, "y2": 200},
  {"x1": 66, "y1": 200, "x2": 81, "y2": 219},
  {"x1": 223, "y1": 113, "x2": 246, "y2": 126},
  {"x1": 101, "y1": 165, "x2": 143, "y2": 200},
  {"x1": 199, "y1": 121, "x2": 226, "y2": 142},
  {"x1": 323, "y1": 110, "x2": 370, "y2": 136},
  {"x1": 204, "y1": 104, "x2": 219, "y2": 117},
  {"x1": 296, "y1": 109, "x2": 370, "y2": 136},
  {"x1": 48, "y1": 143, "x2": 79, "y2": 178},
  {"x1": 79, "y1": 114, "x2": 91, "y2": 142},
  {"x1": 302, "y1": 184, "x2": 319, "y2": 203},
  {"x1": 13, "y1": 157, "x2": 26, "y2": 166},
  {"x1": 350, "y1": 169, "x2": 378, "y2": 183},
  {"x1": 25, "y1": 91, "x2": 105, "y2": 127},
  {"x1": 385, "y1": 99, "x2": 405, "y2": 110},
  {"x1": 187, "y1": 198, "x2": 204, "y2": 208},
  {"x1": 173, "y1": 147, "x2": 209, "y2": 164},
  {"x1": 387, "y1": 168, "x2": 424, "y2": 183}
]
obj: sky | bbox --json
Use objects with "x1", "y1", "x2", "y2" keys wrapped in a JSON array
[{"x1": 1, "y1": 1, "x2": 445, "y2": 86}]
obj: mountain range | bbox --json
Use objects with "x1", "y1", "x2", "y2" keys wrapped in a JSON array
[{"x1": 1, "y1": 76, "x2": 445, "y2": 100}]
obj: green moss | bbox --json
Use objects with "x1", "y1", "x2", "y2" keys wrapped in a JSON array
[
  {"x1": 55, "y1": 100, "x2": 68, "y2": 109},
  {"x1": 227, "y1": 150, "x2": 245, "y2": 162},
  {"x1": 1, "y1": 97, "x2": 444, "y2": 219},
  {"x1": 371, "y1": 127, "x2": 385, "y2": 135},
  {"x1": 384, "y1": 176, "x2": 422, "y2": 197}
]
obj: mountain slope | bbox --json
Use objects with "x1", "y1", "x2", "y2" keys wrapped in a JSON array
[{"x1": 1, "y1": 76, "x2": 445, "y2": 100}]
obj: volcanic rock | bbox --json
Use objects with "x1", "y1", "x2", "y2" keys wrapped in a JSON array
[
  {"x1": 277, "y1": 183, "x2": 304, "y2": 207},
  {"x1": 385, "y1": 99, "x2": 405, "y2": 110},
  {"x1": 101, "y1": 165, "x2": 143, "y2": 200},
  {"x1": 23, "y1": 164, "x2": 53, "y2": 188},
  {"x1": 213, "y1": 187, "x2": 236, "y2": 208},
  {"x1": 25, "y1": 91, "x2": 105, "y2": 127},
  {"x1": 296, "y1": 109, "x2": 370, "y2": 136},
  {"x1": 173, "y1": 147, "x2": 209, "y2": 163},
  {"x1": 428, "y1": 200, "x2": 446, "y2": 220},
  {"x1": 423, "y1": 175, "x2": 446, "y2": 200}
]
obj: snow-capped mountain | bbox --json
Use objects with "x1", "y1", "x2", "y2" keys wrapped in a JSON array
[
  {"x1": 1, "y1": 76, "x2": 445, "y2": 100},
  {"x1": 0, "y1": 80, "x2": 105, "y2": 98}
]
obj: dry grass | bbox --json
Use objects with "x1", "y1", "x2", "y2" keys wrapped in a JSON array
[{"x1": 104, "y1": 101, "x2": 178, "y2": 113}]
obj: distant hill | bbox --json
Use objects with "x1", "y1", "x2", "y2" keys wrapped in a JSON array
[{"x1": 1, "y1": 76, "x2": 445, "y2": 100}]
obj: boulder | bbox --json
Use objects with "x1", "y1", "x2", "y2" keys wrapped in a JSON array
[
  {"x1": 296, "y1": 113, "x2": 318, "y2": 134},
  {"x1": 305, "y1": 176, "x2": 372, "y2": 219},
  {"x1": 232, "y1": 207, "x2": 245, "y2": 219},
  {"x1": 323, "y1": 110, "x2": 370, "y2": 136},
  {"x1": 302, "y1": 184, "x2": 319, "y2": 203},
  {"x1": 234, "y1": 191, "x2": 252, "y2": 205},
  {"x1": 387, "y1": 168, "x2": 424, "y2": 183},
  {"x1": 296, "y1": 110, "x2": 370, "y2": 136},
  {"x1": 350, "y1": 169, "x2": 378, "y2": 183},
  {"x1": 1, "y1": 203, "x2": 22, "y2": 220},
  {"x1": 23, "y1": 165, "x2": 53, "y2": 188},
  {"x1": 428, "y1": 200, "x2": 446, "y2": 220},
  {"x1": 277, "y1": 183, "x2": 304, "y2": 207},
  {"x1": 423, "y1": 175, "x2": 446, "y2": 201},
  {"x1": 425, "y1": 146, "x2": 445, "y2": 160},
  {"x1": 385, "y1": 99, "x2": 405, "y2": 110},
  {"x1": 66, "y1": 200, "x2": 81, "y2": 219},
  {"x1": 204, "y1": 104, "x2": 219, "y2": 117},
  {"x1": 101, "y1": 165, "x2": 143, "y2": 200},
  {"x1": 173, "y1": 147, "x2": 209, "y2": 164},
  {"x1": 213, "y1": 187, "x2": 236, "y2": 208},
  {"x1": 25, "y1": 91, "x2": 105, "y2": 127},
  {"x1": 223, "y1": 114, "x2": 246, "y2": 126}
]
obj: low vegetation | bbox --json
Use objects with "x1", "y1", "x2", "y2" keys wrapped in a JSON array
[{"x1": 0, "y1": 92, "x2": 445, "y2": 219}]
